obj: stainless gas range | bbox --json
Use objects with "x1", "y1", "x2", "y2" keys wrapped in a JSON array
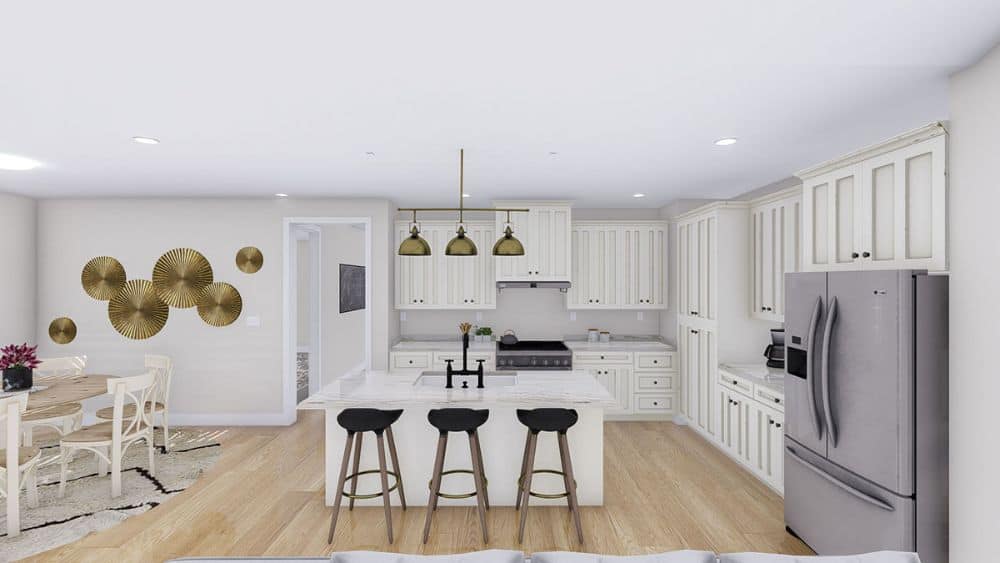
[{"x1": 495, "y1": 340, "x2": 572, "y2": 370}]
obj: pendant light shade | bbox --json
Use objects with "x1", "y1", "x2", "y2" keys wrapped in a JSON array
[
  {"x1": 445, "y1": 225, "x2": 478, "y2": 256},
  {"x1": 492, "y1": 224, "x2": 525, "y2": 256},
  {"x1": 399, "y1": 223, "x2": 432, "y2": 256}
]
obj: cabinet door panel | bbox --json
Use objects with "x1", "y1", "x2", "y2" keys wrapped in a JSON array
[
  {"x1": 833, "y1": 172, "x2": 857, "y2": 265},
  {"x1": 869, "y1": 162, "x2": 896, "y2": 262},
  {"x1": 678, "y1": 223, "x2": 690, "y2": 315},
  {"x1": 752, "y1": 209, "x2": 764, "y2": 315},
  {"x1": 804, "y1": 178, "x2": 830, "y2": 268},
  {"x1": 762, "y1": 205, "x2": 775, "y2": 312}
]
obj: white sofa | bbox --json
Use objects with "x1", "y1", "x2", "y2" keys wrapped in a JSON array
[{"x1": 170, "y1": 549, "x2": 921, "y2": 563}]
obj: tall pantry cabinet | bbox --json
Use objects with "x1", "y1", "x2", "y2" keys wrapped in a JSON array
[{"x1": 675, "y1": 202, "x2": 778, "y2": 443}]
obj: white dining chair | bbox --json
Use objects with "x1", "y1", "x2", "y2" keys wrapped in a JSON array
[
  {"x1": 96, "y1": 354, "x2": 174, "y2": 451},
  {"x1": 58, "y1": 371, "x2": 157, "y2": 498},
  {"x1": 22, "y1": 355, "x2": 88, "y2": 446},
  {"x1": 1, "y1": 393, "x2": 41, "y2": 537}
]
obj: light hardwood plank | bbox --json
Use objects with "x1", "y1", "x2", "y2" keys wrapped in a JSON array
[{"x1": 22, "y1": 413, "x2": 812, "y2": 561}]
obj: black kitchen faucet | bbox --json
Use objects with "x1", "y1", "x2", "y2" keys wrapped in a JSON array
[{"x1": 444, "y1": 332, "x2": 485, "y2": 389}]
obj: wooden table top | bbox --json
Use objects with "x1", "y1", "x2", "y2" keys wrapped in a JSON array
[{"x1": 25, "y1": 374, "x2": 114, "y2": 413}]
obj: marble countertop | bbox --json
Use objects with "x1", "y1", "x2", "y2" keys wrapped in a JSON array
[
  {"x1": 718, "y1": 363, "x2": 785, "y2": 394},
  {"x1": 391, "y1": 339, "x2": 496, "y2": 352},
  {"x1": 298, "y1": 370, "x2": 616, "y2": 409},
  {"x1": 564, "y1": 340, "x2": 675, "y2": 352}
]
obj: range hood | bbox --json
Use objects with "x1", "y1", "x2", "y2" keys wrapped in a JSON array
[{"x1": 496, "y1": 281, "x2": 571, "y2": 293}]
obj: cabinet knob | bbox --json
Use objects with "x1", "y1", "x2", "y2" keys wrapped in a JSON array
[
  {"x1": 768, "y1": 419, "x2": 774, "y2": 425},
  {"x1": 862, "y1": 251, "x2": 871, "y2": 258},
  {"x1": 773, "y1": 397, "x2": 780, "y2": 403},
  {"x1": 776, "y1": 423, "x2": 782, "y2": 429},
  {"x1": 653, "y1": 380, "x2": 658, "y2": 385},
  {"x1": 600, "y1": 355, "x2": 605, "y2": 359},
  {"x1": 653, "y1": 360, "x2": 658, "y2": 364},
  {"x1": 852, "y1": 252, "x2": 860, "y2": 259}
]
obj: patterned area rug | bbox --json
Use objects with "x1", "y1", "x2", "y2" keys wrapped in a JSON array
[{"x1": 0, "y1": 428, "x2": 223, "y2": 562}]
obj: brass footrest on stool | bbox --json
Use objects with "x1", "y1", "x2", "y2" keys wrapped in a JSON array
[
  {"x1": 517, "y1": 469, "x2": 578, "y2": 499},
  {"x1": 342, "y1": 469, "x2": 401, "y2": 500},
  {"x1": 428, "y1": 469, "x2": 489, "y2": 499}
]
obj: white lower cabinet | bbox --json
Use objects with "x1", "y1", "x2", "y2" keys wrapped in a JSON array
[
  {"x1": 574, "y1": 349, "x2": 677, "y2": 420},
  {"x1": 712, "y1": 366, "x2": 785, "y2": 494}
]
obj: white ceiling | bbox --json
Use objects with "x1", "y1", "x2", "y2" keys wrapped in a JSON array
[{"x1": 1, "y1": 1, "x2": 998, "y2": 207}]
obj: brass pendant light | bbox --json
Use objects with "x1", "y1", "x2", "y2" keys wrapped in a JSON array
[
  {"x1": 398, "y1": 210, "x2": 432, "y2": 256},
  {"x1": 492, "y1": 210, "x2": 525, "y2": 256},
  {"x1": 398, "y1": 149, "x2": 529, "y2": 257},
  {"x1": 445, "y1": 149, "x2": 478, "y2": 256}
]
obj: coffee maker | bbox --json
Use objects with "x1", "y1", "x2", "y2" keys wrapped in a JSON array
[{"x1": 764, "y1": 328, "x2": 785, "y2": 369}]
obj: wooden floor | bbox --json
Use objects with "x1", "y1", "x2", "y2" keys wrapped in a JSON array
[{"x1": 27, "y1": 412, "x2": 812, "y2": 562}]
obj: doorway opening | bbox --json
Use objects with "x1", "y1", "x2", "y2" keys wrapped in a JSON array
[{"x1": 283, "y1": 217, "x2": 372, "y2": 422}]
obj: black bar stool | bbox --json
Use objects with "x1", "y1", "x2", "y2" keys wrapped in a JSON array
[
  {"x1": 422, "y1": 408, "x2": 490, "y2": 544},
  {"x1": 514, "y1": 408, "x2": 583, "y2": 544},
  {"x1": 327, "y1": 408, "x2": 406, "y2": 544}
]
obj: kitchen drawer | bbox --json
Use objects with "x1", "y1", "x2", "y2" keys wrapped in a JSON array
[
  {"x1": 636, "y1": 374, "x2": 674, "y2": 392},
  {"x1": 635, "y1": 352, "x2": 675, "y2": 370},
  {"x1": 717, "y1": 369, "x2": 754, "y2": 398},
  {"x1": 755, "y1": 386, "x2": 785, "y2": 411},
  {"x1": 635, "y1": 395, "x2": 674, "y2": 412},
  {"x1": 391, "y1": 352, "x2": 430, "y2": 370},
  {"x1": 573, "y1": 351, "x2": 632, "y2": 363}
]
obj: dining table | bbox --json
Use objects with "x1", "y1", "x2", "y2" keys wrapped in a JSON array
[{"x1": 1, "y1": 374, "x2": 115, "y2": 448}]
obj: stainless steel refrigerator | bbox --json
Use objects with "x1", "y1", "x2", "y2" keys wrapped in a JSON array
[{"x1": 783, "y1": 270, "x2": 948, "y2": 563}]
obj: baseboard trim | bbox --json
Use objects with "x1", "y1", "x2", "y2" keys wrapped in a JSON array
[{"x1": 169, "y1": 412, "x2": 295, "y2": 427}]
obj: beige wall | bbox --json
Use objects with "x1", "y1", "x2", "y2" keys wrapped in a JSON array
[
  {"x1": 0, "y1": 192, "x2": 36, "y2": 345},
  {"x1": 34, "y1": 198, "x2": 394, "y2": 423},
  {"x1": 320, "y1": 224, "x2": 365, "y2": 386},
  {"x1": 948, "y1": 42, "x2": 1000, "y2": 562}
]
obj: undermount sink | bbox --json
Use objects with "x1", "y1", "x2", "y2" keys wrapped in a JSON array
[{"x1": 414, "y1": 372, "x2": 518, "y2": 388}]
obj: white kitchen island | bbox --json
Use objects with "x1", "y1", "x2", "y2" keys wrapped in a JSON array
[{"x1": 299, "y1": 370, "x2": 615, "y2": 507}]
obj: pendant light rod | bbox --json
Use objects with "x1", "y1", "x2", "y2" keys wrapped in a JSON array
[
  {"x1": 398, "y1": 207, "x2": 530, "y2": 212},
  {"x1": 459, "y1": 148, "x2": 464, "y2": 224}
]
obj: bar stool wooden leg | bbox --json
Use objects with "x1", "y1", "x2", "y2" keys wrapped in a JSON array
[
  {"x1": 348, "y1": 432, "x2": 363, "y2": 510},
  {"x1": 328, "y1": 432, "x2": 356, "y2": 544},
  {"x1": 468, "y1": 431, "x2": 489, "y2": 543},
  {"x1": 385, "y1": 427, "x2": 407, "y2": 510},
  {"x1": 375, "y1": 432, "x2": 394, "y2": 544},
  {"x1": 514, "y1": 429, "x2": 531, "y2": 510},
  {"x1": 517, "y1": 432, "x2": 538, "y2": 543},
  {"x1": 558, "y1": 432, "x2": 585, "y2": 543},
  {"x1": 472, "y1": 430, "x2": 490, "y2": 510},
  {"x1": 422, "y1": 433, "x2": 448, "y2": 543},
  {"x1": 557, "y1": 435, "x2": 572, "y2": 513}
]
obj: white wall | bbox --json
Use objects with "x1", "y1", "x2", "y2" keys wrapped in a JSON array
[
  {"x1": 0, "y1": 192, "x2": 36, "y2": 345},
  {"x1": 948, "y1": 42, "x2": 1000, "y2": 563},
  {"x1": 34, "y1": 198, "x2": 394, "y2": 423},
  {"x1": 320, "y1": 224, "x2": 365, "y2": 386},
  {"x1": 400, "y1": 290, "x2": 661, "y2": 339}
]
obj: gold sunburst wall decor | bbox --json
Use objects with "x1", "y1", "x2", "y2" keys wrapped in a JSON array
[
  {"x1": 108, "y1": 279, "x2": 169, "y2": 340},
  {"x1": 152, "y1": 248, "x2": 214, "y2": 308},
  {"x1": 48, "y1": 317, "x2": 78, "y2": 344},
  {"x1": 81, "y1": 256, "x2": 127, "y2": 300},
  {"x1": 236, "y1": 246, "x2": 263, "y2": 274},
  {"x1": 196, "y1": 282, "x2": 243, "y2": 327}
]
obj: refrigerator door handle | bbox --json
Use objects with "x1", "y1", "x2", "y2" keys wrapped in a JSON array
[
  {"x1": 785, "y1": 445, "x2": 894, "y2": 512},
  {"x1": 821, "y1": 296, "x2": 839, "y2": 447},
  {"x1": 805, "y1": 296, "x2": 824, "y2": 440}
]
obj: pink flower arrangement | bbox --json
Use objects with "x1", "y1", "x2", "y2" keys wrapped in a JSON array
[{"x1": 0, "y1": 343, "x2": 41, "y2": 370}]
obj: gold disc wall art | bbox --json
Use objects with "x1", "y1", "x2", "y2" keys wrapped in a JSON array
[
  {"x1": 236, "y1": 246, "x2": 263, "y2": 274},
  {"x1": 152, "y1": 248, "x2": 214, "y2": 308},
  {"x1": 81, "y1": 256, "x2": 127, "y2": 300},
  {"x1": 48, "y1": 317, "x2": 78, "y2": 344},
  {"x1": 196, "y1": 282, "x2": 243, "y2": 327},
  {"x1": 108, "y1": 279, "x2": 169, "y2": 340}
]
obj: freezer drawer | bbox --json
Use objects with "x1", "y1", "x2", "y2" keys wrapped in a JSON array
[{"x1": 784, "y1": 438, "x2": 914, "y2": 557}]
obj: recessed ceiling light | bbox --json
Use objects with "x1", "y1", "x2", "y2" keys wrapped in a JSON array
[
  {"x1": 132, "y1": 136, "x2": 160, "y2": 145},
  {"x1": 462, "y1": 193, "x2": 471, "y2": 198},
  {"x1": 714, "y1": 137, "x2": 738, "y2": 146},
  {"x1": 548, "y1": 151, "x2": 559, "y2": 157},
  {"x1": 0, "y1": 153, "x2": 41, "y2": 171},
  {"x1": 274, "y1": 193, "x2": 289, "y2": 198},
  {"x1": 633, "y1": 193, "x2": 646, "y2": 198},
  {"x1": 365, "y1": 151, "x2": 376, "y2": 158}
]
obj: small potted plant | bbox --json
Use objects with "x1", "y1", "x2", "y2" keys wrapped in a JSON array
[
  {"x1": 475, "y1": 326, "x2": 493, "y2": 343},
  {"x1": 1, "y1": 343, "x2": 40, "y2": 391}
]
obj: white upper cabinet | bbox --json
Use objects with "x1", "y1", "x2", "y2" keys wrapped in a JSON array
[
  {"x1": 395, "y1": 220, "x2": 496, "y2": 309},
  {"x1": 800, "y1": 124, "x2": 947, "y2": 272},
  {"x1": 751, "y1": 188, "x2": 801, "y2": 322},
  {"x1": 494, "y1": 201, "x2": 572, "y2": 281},
  {"x1": 677, "y1": 212, "x2": 717, "y2": 320},
  {"x1": 568, "y1": 221, "x2": 666, "y2": 310}
]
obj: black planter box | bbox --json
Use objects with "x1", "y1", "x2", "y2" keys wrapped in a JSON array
[{"x1": 2, "y1": 366, "x2": 33, "y2": 391}]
